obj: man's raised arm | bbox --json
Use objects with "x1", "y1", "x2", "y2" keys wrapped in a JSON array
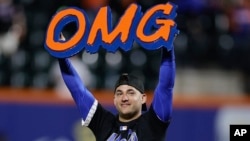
[
  {"x1": 58, "y1": 58, "x2": 98, "y2": 126},
  {"x1": 152, "y1": 47, "x2": 175, "y2": 122}
]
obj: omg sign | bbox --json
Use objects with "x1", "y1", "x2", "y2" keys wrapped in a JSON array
[{"x1": 44, "y1": 2, "x2": 178, "y2": 58}]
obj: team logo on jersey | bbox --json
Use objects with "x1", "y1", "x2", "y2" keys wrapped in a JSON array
[
  {"x1": 107, "y1": 129, "x2": 138, "y2": 141},
  {"x1": 44, "y1": 2, "x2": 178, "y2": 58}
]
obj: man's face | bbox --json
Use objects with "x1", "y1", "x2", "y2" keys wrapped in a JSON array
[{"x1": 114, "y1": 85, "x2": 146, "y2": 121}]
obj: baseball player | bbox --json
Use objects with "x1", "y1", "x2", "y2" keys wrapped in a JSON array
[{"x1": 58, "y1": 30, "x2": 175, "y2": 141}]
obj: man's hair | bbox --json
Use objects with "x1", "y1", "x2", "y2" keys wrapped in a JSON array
[{"x1": 114, "y1": 73, "x2": 147, "y2": 111}]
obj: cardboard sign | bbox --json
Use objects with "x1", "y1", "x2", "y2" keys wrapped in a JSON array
[{"x1": 44, "y1": 2, "x2": 178, "y2": 58}]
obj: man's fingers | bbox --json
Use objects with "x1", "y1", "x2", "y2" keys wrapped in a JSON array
[{"x1": 60, "y1": 33, "x2": 66, "y2": 41}]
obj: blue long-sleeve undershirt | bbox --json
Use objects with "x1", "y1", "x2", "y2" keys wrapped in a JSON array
[
  {"x1": 152, "y1": 48, "x2": 175, "y2": 122},
  {"x1": 58, "y1": 58, "x2": 95, "y2": 120}
]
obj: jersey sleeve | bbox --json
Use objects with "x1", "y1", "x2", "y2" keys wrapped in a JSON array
[
  {"x1": 88, "y1": 103, "x2": 116, "y2": 140},
  {"x1": 152, "y1": 47, "x2": 175, "y2": 122},
  {"x1": 58, "y1": 58, "x2": 98, "y2": 126}
]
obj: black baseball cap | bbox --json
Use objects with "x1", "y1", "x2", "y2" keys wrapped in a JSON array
[{"x1": 114, "y1": 73, "x2": 147, "y2": 111}]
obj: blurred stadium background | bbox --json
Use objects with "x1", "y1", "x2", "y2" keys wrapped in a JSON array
[{"x1": 0, "y1": 0, "x2": 250, "y2": 141}]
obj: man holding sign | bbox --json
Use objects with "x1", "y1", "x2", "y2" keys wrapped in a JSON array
[{"x1": 46, "y1": 2, "x2": 178, "y2": 141}]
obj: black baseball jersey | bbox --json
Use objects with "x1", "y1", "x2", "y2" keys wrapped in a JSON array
[{"x1": 88, "y1": 103, "x2": 170, "y2": 141}]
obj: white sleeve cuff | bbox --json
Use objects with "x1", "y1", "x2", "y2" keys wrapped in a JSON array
[{"x1": 81, "y1": 99, "x2": 98, "y2": 126}]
